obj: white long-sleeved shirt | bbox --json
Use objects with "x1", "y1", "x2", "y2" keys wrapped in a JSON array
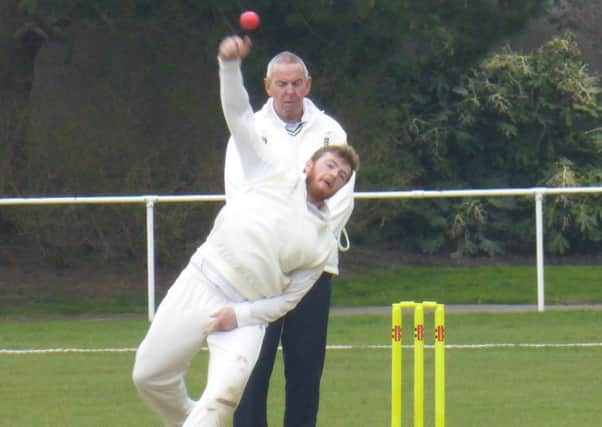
[{"x1": 220, "y1": 57, "x2": 355, "y2": 275}]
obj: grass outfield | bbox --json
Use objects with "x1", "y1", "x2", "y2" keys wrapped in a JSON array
[{"x1": 2, "y1": 311, "x2": 602, "y2": 426}]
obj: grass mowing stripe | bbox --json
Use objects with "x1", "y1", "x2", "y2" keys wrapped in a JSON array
[
  {"x1": 3, "y1": 264, "x2": 602, "y2": 317},
  {"x1": 4, "y1": 341, "x2": 602, "y2": 354},
  {"x1": 332, "y1": 264, "x2": 602, "y2": 306}
]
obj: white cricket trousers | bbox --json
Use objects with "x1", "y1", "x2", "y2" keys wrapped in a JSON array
[{"x1": 132, "y1": 261, "x2": 265, "y2": 427}]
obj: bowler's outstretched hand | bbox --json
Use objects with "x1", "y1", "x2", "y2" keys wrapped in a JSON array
[
  {"x1": 205, "y1": 306, "x2": 238, "y2": 335},
  {"x1": 218, "y1": 35, "x2": 252, "y2": 61}
]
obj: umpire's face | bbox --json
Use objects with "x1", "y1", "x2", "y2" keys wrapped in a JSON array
[{"x1": 264, "y1": 63, "x2": 311, "y2": 124}]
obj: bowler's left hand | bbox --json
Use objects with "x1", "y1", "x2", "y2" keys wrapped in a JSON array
[{"x1": 205, "y1": 306, "x2": 238, "y2": 335}]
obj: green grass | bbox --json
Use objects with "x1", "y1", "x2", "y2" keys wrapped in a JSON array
[
  {"x1": 0, "y1": 302, "x2": 147, "y2": 317},
  {"x1": 3, "y1": 264, "x2": 602, "y2": 317},
  {"x1": 2, "y1": 311, "x2": 602, "y2": 426},
  {"x1": 2, "y1": 264, "x2": 602, "y2": 425},
  {"x1": 332, "y1": 264, "x2": 602, "y2": 306}
]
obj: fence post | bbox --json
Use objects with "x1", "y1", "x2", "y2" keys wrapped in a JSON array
[
  {"x1": 145, "y1": 198, "x2": 157, "y2": 321},
  {"x1": 535, "y1": 191, "x2": 545, "y2": 312}
]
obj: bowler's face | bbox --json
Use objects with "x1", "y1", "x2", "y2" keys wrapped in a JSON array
[
  {"x1": 305, "y1": 152, "x2": 351, "y2": 203},
  {"x1": 264, "y1": 63, "x2": 311, "y2": 123}
]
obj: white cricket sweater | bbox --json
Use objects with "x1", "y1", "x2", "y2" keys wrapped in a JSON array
[{"x1": 190, "y1": 170, "x2": 331, "y2": 326}]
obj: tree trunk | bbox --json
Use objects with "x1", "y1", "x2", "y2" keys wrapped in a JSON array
[{"x1": 0, "y1": 2, "x2": 46, "y2": 195}]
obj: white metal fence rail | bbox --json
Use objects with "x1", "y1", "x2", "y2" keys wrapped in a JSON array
[{"x1": 2, "y1": 186, "x2": 602, "y2": 320}]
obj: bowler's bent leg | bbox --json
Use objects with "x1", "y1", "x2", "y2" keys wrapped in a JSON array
[
  {"x1": 183, "y1": 325, "x2": 265, "y2": 427},
  {"x1": 282, "y1": 272, "x2": 332, "y2": 427},
  {"x1": 132, "y1": 266, "x2": 216, "y2": 427}
]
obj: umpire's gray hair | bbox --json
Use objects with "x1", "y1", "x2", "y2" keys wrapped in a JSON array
[{"x1": 265, "y1": 51, "x2": 311, "y2": 80}]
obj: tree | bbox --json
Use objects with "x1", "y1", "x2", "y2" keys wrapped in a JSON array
[
  {"x1": 0, "y1": 0, "x2": 558, "y2": 267},
  {"x1": 398, "y1": 33, "x2": 602, "y2": 256}
]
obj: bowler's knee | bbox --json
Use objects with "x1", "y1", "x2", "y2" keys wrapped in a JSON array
[{"x1": 132, "y1": 358, "x2": 156, "y2": 393}]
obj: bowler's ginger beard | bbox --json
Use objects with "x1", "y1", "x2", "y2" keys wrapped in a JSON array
[{"x1": 305, "y1": 166, "x2": 330, "y2": 204}]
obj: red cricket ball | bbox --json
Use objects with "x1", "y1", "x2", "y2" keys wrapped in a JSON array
[{"x1": 239, "y1": 10, "x2": 260, "y2": 31}]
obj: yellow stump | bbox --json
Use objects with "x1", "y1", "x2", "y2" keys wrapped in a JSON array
[
  {"x1": 434, "y1": 304, "x2": 446, "y2": 427},
  {"x1": 413, "y1": 303, "x2": 425, "y2": 427},
  {"x1": 391, "y1": 303, "x2": 402, "y2": 427}
]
